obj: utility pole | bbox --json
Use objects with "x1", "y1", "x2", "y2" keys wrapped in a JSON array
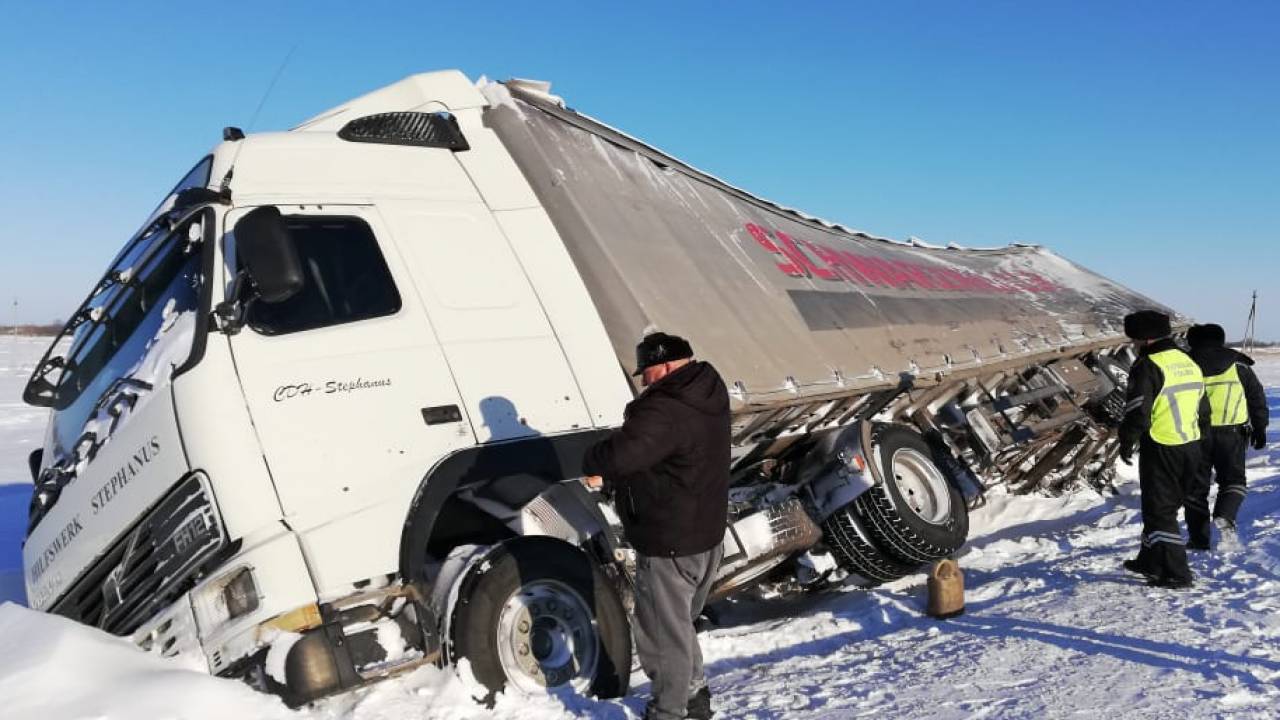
[{"x1": 1242, "y1": 290, "x2": 1258, "y2": 354}]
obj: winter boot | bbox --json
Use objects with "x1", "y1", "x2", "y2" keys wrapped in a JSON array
[
  {"x1": 1123, "y1": 558, "x2": 1156, "y2": 581},
  {"x1": 1149, "y1": 575, "x2": 1194, "y2": 589},
  {"x1": 686, "y1": 686, "x2": 713, "y2": 720},
  {"x1": 1214, "y1": 517, "x2": 1241, "y2": 551}
]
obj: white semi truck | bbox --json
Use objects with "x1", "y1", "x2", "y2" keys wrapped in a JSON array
[{"x1": 22, "y1": 71, "x2": 1175, "y2": 705}]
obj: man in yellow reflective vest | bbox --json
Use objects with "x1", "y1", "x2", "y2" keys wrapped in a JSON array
[
  {"x1": 1118, "y1": 310, "x2": 1211, "y2": 588},
  {"x1": 1185, "y1": 323, "x2": 1268, "y2": 550}
]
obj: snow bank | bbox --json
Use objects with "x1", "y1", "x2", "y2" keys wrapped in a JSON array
[
  {"x1": 0, "y1": 600, "x2": 637, "y2": 720},
  {"x1": 0, "y1": 602, "x2": 293, "y2": 720}
]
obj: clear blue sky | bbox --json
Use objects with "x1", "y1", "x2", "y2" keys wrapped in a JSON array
[{"x1": 2, "y1": 2, "x2": 1277, "y2": 338}]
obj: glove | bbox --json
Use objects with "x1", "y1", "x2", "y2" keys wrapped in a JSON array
[
  {"x1": 1252, "y1": 429, "x2": 1267, "y2": 451},
  {"x1": 1119, "y1": 440, "x2": 1134, "y2": 465}
]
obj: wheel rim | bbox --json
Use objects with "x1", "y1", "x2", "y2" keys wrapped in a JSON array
[
  {"x1": 889, "y1": 448, "x2": 952, "y2": 525},
  {"x1": 495, "y1": 579, "x2": 599, "y2": 693}
]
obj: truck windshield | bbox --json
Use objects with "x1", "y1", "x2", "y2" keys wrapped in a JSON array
[{"x1": 25, "y1": 157, "x2": 213, "y2": 468}]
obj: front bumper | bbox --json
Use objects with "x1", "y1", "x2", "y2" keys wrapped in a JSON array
[
  {"x1": 131, "y1": 522, "x2": 438, "y2": 707},
  {"x1": 129, "y1": 521, "x2": 318, "y2": 672}
]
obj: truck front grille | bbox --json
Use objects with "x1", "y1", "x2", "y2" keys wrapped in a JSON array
[{"x1": 51, "y1": 472, "x2": 227, "y2": 635}]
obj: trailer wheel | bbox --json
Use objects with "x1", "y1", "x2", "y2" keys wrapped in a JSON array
[
  {"x1": 450, "y1": 537, "x2": 631, "y2": 704},
  {"x1": 822, "y1": 506, "x2": 919, "y2": 586},
  {"x1": 854, "y1": 424, "x2": 969, "y2": 564}
]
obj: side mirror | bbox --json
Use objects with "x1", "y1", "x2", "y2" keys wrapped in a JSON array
[{"x1": 235, "y1": 206, "x2": 304, "y2": 304}]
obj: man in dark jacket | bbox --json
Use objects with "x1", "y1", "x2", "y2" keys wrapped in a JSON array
[
  {"x1": 1118, "y1": 310, "x2": 1211, "y2": 588},
  {"x1": 1185, "y1": 323, "x2": 1269, "y2": 549},
  {"x1": 583, "y1": 332, "x2": 730, "y2": 720}
]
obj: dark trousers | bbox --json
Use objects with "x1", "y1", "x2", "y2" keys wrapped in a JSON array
[
  {"x1": 1186, "y1": 426, "x2": 1249, "y2": 544},
  {"x1": 1133, "y1": 439, "x2": 1199, "y2": 583},
  {"x1": 634, "y1": 546, "x2": 722, "y2": 720}
]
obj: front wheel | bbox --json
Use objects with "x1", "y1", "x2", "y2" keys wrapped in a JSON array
[{"x1": 449, "y1": 537, "x2": 631, "y2": 703}]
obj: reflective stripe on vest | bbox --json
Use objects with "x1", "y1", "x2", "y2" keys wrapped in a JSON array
[
  {"x1": 1148, "y1": 349, "x2": 1204, "y2": 445},
  {"x1": 1204, "y1": 363, "x2": 1248, "y2": 426}
]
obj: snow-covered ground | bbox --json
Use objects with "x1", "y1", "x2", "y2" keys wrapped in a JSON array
[
  {"x1": 1, "y1": 337, "x2": 1278, "y2": 719},
  {"x1": 0, "y1": 336, "x2": 46, "y2": 605}
]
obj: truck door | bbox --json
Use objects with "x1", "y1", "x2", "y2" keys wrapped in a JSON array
[
  {"x1": 375, "y1": 198, "x2": 595, "y2": 443},
  {"x1": 222, "y1": 205, "x2": 475, "y2": 532}
]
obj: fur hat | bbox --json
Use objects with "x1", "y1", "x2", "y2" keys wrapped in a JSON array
[
  {"x1": 1187, "y1": 323, "x2": 1226, "y2": 348},
  {"x1": 1123, "y1": 310, "x2": 1171, "y2": 341}
]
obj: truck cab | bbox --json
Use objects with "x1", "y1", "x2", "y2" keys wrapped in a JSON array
[{"x1": 25, "y1": 71, "x2": 636, "y2": 704}]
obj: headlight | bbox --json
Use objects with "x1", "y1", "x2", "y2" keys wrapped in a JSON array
[
  {"x1": 223, "y1": 568, "x2": 260, "y2": 620},
  {"x1": 194, "y1": 566, "x2": 260, "y2": 633}
]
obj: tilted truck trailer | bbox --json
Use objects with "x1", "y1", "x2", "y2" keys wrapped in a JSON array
[{"x1": 21, "y1": 70, "x2": 1181, "y2": 705}]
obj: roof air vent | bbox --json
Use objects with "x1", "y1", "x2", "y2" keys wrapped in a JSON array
[{"x1": 337, "y1": 111, "x2": 470, "y2": 151}]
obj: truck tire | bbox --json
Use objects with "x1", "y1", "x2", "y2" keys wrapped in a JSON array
[
  {"x1": 821, "y1": 507, "x2": 919, "y2": 586},
  {"x1": 450, "y1": 537, "x2": 631, "y2": 703},
  {"x1": 854, "y1": 424, "x2": 969, "y2": 564}
]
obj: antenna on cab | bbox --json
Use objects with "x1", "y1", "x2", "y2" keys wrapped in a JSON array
[{"x1": 222, "y1": 43, "x2": 300, "y2": 190}]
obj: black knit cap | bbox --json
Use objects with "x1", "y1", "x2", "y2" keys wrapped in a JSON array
[
  {"x1": 633, "y1": 332, "x2": 694, "y2": 376},
  {"x1": 1187, "y1": 323, "x2": 1226, "y2": 348},
  {"x1": 1123, "y1": 310, "x2": 1172, "y2": 340}
]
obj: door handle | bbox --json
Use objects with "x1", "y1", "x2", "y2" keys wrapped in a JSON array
[{"x1": 421, "y1": 404, "x2": 463, "y2": 425}]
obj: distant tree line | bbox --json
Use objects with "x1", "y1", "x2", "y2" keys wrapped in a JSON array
[{"x1": 0, "y1": 323, "x2": 63, "y2": 336}]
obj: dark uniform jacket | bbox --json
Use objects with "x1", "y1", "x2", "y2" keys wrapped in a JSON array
[
  {"x1": 1119, "y1": 338, "x2": 1212, "y2": 455},
  {"x1": 583, "y1": 361, "x2": 730, "y2": 557},
  {"x1": 1189, "y1": 345, "x2": 1269, "y2": 433}
]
